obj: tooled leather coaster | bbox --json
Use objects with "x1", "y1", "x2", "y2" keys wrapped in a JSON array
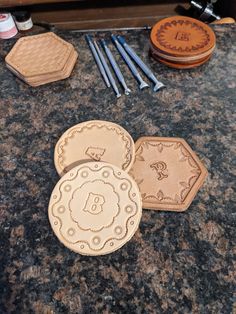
[
  {"x1": 54, "y1": 120, "x2": 135, "y2": 176},
  {"x1": 150, "y1": 41, "x2": 215, "y2": 63},
  {"x1": 48, "y1": 162, "x2": 142, "y2": 255},
  {"x1": 150, "y1": 51, "x2": 212, "y2": 69},
  {"x1": 5, "y1": 32, "x2": 74, "y2": 77},
  {"x1": 150, "y1": 16, "x2": 216, "y2": 58},
  {"x1": 129, "y1": 137, "x2": 207, "y2": 211},
  {"x1": 6, "y1": 50, "x2": 78, "y2": 86}
]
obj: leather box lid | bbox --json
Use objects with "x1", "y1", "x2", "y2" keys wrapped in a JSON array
[{"x1": 150, "y1": 16, "x2": 216, "y2": 58}]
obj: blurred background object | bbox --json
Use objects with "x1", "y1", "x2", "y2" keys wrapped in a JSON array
[
  {"x1": 12, "y1": 10, "x2": 33, "y2": 31},
  {"x1": 190, "y1": 0, "x2": 221, "y2": 21},
  {"x1": 0, "y1": 0, "x2": 235, "y2": 30},
  {"x1": 0, "y1": 12, "x2": 18, "y2": 39}
]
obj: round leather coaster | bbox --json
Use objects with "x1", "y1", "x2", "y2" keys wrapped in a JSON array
[
  {"x1": 48, "y1": 162, "x2": 142, "y2": 255},
  {"x1": 150, "y1": 41, "x2": 215, "y2": 63},
  {"x1": 129, "y1": 137, "x2": 207, "y2": 211},
  {"x1": 150, "y1": 16, "x2": 216, "y2": 58},
  {"x1": 151, "y1": 51, "x2": 212, "y2": 69},
  {"x1": 54, "y1": 120, "x2": 135, "y2": 176}
]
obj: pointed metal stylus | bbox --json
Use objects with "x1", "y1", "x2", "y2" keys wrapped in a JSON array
[
  {"x1": 85, "y1": 35, "x2": 110, "y2": 88},
  {"x1": 93, "y1": 40, "x2": 121, "y2": 98},
  {"x1": 111, "y1": 34, "x2": 149, "y2": 90},
  {"x1": 100, "y1": 39, "x2": 131, "y2": 95},
  {"x1": 117, "y1": 35, "x2": 165, "y2": 92}
]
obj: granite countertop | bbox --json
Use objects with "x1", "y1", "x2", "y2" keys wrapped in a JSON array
[{"x1": 0, "y1": 24, "x2": 235, "y2": 314}]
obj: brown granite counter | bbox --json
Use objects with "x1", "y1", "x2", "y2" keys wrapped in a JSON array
[{"x1": 0, "y1": 24, "x2": 235, "y2": 313}]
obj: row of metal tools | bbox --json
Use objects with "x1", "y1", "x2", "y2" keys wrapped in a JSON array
[{"x1": 85, "y1": 34, "x2": 165, "y2": 97}]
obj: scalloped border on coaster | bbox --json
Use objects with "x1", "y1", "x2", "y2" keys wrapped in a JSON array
[
  {"x1": 150, "y1": 16, "x2": 216, "y2": 58},
  {"x1": 129, "y1": 137, "x2": 208, "y2": 211},
  {"x1": 48, "y1": 162, "x2": 142, "y2": 255},
  {"x1": 54, "y1": 120, "x2": 135, "y2": 176}
]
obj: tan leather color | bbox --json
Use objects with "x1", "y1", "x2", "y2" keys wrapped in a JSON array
[
  {"x1": 54, "y1": 120, "x2": 135, "y2": 176},
  {"x1": 150, "y1": 16, "x2": 216, "y2": 69},
  {"x1": 129, "y1": 137, "x2": 208, "y2": 211},
  {"x1": 5, "y1": 32, "x2": 77, "y2": 86},
  {"x1": 48, "y1": 162, "x2": 142, "y2": 255}
]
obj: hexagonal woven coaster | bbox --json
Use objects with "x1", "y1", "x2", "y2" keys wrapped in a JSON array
[{"x1": 5, "y1": 32, "x2": 74, "y2": 77}]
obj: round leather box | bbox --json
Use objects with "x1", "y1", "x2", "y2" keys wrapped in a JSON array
[{"x1": 150, "y1": 16, "x2": 216, "y2": 58}]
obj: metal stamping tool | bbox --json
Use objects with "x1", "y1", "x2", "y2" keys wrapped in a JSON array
[
  {"x1": 85, "y1": 35, "x2": 110, "y2": 88},
  {"x1": 111, "y1": 34, "x2": 149, "y2": 90},
  {"x1": 100, "y1": 39, "x2": 131, "y2": 95},
  {"x1": 93, "y1": 40, "x2": 121, "y2": 98},
  {"x1": 117, "y1": 35, "x2": 165, "y2": 92}
]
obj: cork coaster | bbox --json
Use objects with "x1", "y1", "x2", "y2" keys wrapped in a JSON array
[
  {"x1": 129, "y1": 137, "x2": 207, "y2": 211},
  {"x1": 5, "y1": 32, "x2": 73, "y2": 77},
  {"x1": 48, "y1": 162, "x2": 142, "y2": 255},
  {"x1": 54, "y1": 120, "x2": 135, "y2": 176},
  {"x1": 150, "y1": 16, "x2": 216, "y2": 58}
]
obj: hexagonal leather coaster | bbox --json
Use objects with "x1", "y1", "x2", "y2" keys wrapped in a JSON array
[
  {"x1": 54, "y1": 120, "x2": 135, "y2": 176},
  {"x1": 129, "y1": 137, "x2": 207, "y2": 211},
  {"x1": 48, "y1": 162, "x2": 142, "y2": 255},
  {"x1": 5, "y1": 32, "x2": 73, "y2": 77}
]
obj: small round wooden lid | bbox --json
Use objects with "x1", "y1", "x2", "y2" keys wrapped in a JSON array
[
  {"x1": 54, "y1": 120, "x2": 135, "y2": 176},
  {"x1": 150, "y1": 16, "x2": 216, "y2": 58},
  {"x1": 48, "y1": 162, "x2": 142, "y2": 255}
]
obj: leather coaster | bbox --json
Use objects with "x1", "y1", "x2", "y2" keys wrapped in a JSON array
[
  {"x1": 129, "y1": 137, "x2": 207, "y2": 211},
  {"x1": 5, "y1": 32, "x2": 73, "y2": 77},
  {"x1": 150, "y1": 16, "x2": 216, "y2": 58},
  {"x1": 48, "y1": 162, "x2": 142, "y2": 255},
  {"x1": 54, "y1": 120, "x2": 135, "y2": 176},
  {"x1": 150, "y1": 51, "x2": 212, "y2": 69},
  {"x1": 150, "y1": 41, "x2": 215, "y2": 63},
  {"x1": 6, "y1": 50, "x2": 78, "y2": 86}
]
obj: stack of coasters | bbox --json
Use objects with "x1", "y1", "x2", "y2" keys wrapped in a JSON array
[
  {"x1": 150, "y1": 16, "x2": 216, "y2": 69},
  {"x1": 129, "y1": 137, "x2": 208, "y2": 211},
  {"x1": 49, "y1": 120, "x2": 142, "y2": 256},
  {"x1": 5, "y1": 32, "x2": 78, "y2": 87}
]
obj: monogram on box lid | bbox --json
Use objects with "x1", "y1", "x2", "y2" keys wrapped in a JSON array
[
  {"x1": 150, "y1": 16, "x2": 216, "y2": 69},
  {"x1": 48, "y1": 162, "x2": 142, "y2": 255},
  {"x1": 129, "y1": 137, "x2": 207, "y2": 211},
  {"x1": 54, "y1": 120, "x2": 135, "y2": 176}
]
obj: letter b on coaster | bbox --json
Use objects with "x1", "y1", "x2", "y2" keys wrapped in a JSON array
[{"x1": 48, "y1": 162, "x2": 142, "y2": 255}]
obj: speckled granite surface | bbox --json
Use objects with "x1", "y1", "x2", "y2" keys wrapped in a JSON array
[{"x1": 0, "y1": 24, "x2": 235, "y2": 314}]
